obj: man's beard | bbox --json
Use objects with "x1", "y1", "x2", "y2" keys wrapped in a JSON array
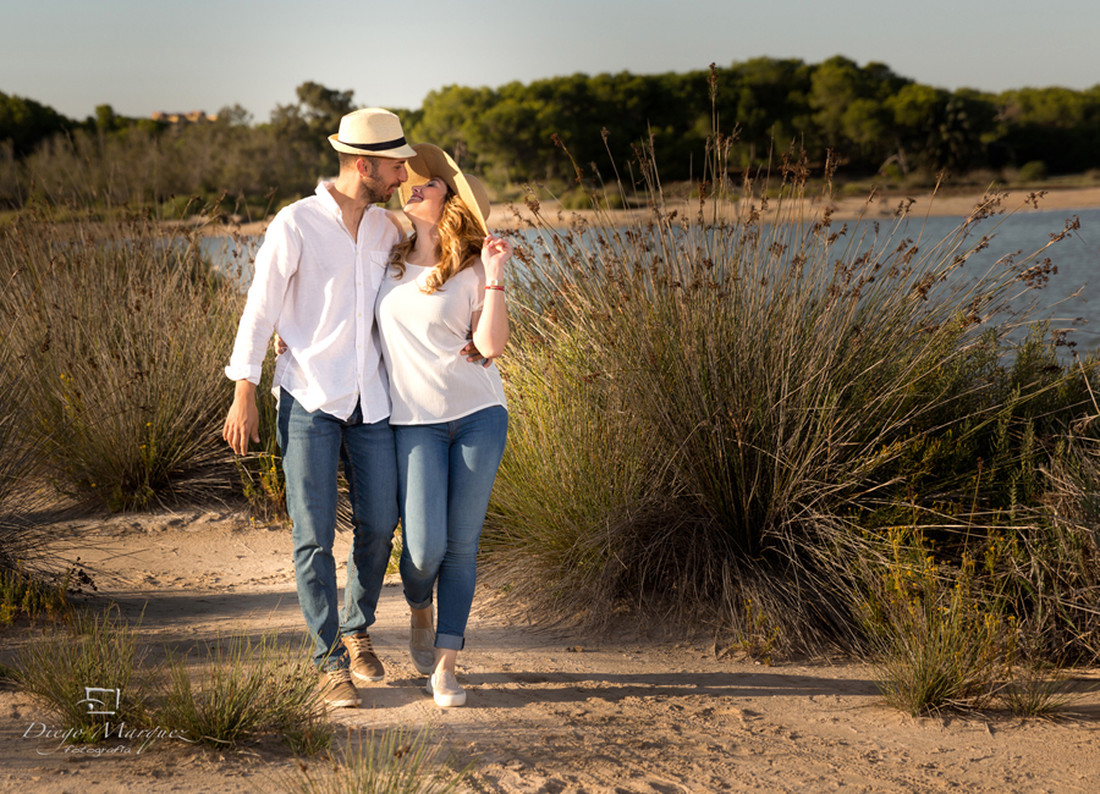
[
  {"x1": 361, "y1": 161, "x2": 391, "y2": 204},
  {"x1": 362, "y1": 180, "x2": 391, "y2": 204}
]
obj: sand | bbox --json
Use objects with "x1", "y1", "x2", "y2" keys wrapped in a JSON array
[
  {"x1": 815, "y1": 186, "x2": 1100, "y2": 223},
  {"x1": 2, "y1": 506, "x2": 1099, "y2": 793},
  {"x1": 488, "y1": 186, "x2": 1100, "y2": 231}
]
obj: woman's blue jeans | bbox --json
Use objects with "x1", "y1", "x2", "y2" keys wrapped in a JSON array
[
  {"x1": 277, "y1": 389, "x2": 399, "y2": 670},
  {"x1": 395, "y1": 405, "x2": 508, "y2": 651}
]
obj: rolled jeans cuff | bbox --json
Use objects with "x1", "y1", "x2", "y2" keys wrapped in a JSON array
[
  {"x1": 435, "y1": 633, "x2": 465, "y2": 651},
  {"x1": 406, "y1": 594, "x2": 433, "y2": 611}
]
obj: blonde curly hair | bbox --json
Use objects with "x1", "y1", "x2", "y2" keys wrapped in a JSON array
[{"x1": 388, "y1": 191, "x2": 485, "y2": 293}]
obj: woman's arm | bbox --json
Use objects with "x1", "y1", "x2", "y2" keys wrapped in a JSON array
[{"x1": 471, "y1": 234, "x2": 512, "y2": 359}]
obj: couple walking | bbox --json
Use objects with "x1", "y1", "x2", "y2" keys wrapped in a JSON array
[{"x1": 222, "y1": 108, "x2": 511, "y2": 709}]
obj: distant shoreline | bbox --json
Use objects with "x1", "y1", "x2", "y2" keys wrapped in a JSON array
[
  {"x1": 214, "y1": 186, "x2": 1100, "y2": 238},
  {"x1": 488, "y1": 186, "x2": 1100, "y2": 231},
  {"x1": 821, "y1": 185, "x2": 1100, "y2": 221}
]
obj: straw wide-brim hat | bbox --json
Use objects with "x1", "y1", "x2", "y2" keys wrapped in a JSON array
[
  {"x1": 328, "y1": 108, "x2": 417, "y2": 159},
  {"x1": 399, "y1": 143, "x2": 491, "y2": 235}
]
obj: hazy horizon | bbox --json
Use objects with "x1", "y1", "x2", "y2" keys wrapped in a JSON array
[{"x1": 4, "y1": 0, "x2": 1098, "y2": 123}]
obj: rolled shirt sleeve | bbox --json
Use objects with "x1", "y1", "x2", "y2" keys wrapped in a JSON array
[{"x1": 224, "y1": 212, "x2": 301, "y2": 384}]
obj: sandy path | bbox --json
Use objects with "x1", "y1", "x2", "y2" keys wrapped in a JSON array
[{"x1": 2, "y1": 508, "x2": 1099, "y2": 792}]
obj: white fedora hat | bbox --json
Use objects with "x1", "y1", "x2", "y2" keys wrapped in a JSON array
[
  {"x1": 399, "y1": 143, "x2": 491, "y2": 235},
  {"x1": 328, "y1": 108, "x2": 417, "y2": 159}
]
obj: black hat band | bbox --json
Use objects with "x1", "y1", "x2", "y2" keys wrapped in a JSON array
[{"x1": 339, "y1": 136, "x2": 408, "y2": 151}]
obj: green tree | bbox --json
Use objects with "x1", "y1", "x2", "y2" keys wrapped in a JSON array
[
  {"x1": 0, "y1": 138, "x2": 19, "y2": 207},
  {"x1": 294, "y1": 81, "x2": 355, "y2": 136},
  {"x1": 94, "y1": 103, "x2": 121, "y2": 133},
  {"x1": 841, "y1": 97, "x2": 892, "y2": 166},
  {"x1": 809, "y1": 56, "x2": 909, "y2": 171},
  {"x1": 0, "y1": 91, "x2": 71, "y2": 158},
  {"x1": 886, "y1": 83, "x2": 945, "y2": 173},
  {"x1": 407, "y1": 84, "x2": 498, "y2": 170},
  {"x1": 216, "y1": 103, "x2": 254, "y2": 127},
  {"x1": 266, "y1": 81, "x2": 361, "y2": 199},
  {"x1": 810, "y1": 56, "x2": 869, "y2": 149},
  {"x1": 995, "y1": 86, "x2": 1100, "y2": 172},
  {"x1": 726, "y1": 58, "x2": 815, "y2": 168}
]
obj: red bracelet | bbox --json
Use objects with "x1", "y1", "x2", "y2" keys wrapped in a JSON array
[{"x1": 485, "y1": 285, "x2": 505, "y2": 291}]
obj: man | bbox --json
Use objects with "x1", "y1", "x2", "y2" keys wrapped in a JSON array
[{"x1": 223, "y1": 107, "x2": 415, "y2": 708}]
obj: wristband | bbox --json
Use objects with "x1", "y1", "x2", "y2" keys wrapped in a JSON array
[
  {"x1": 485, "y1": 285, "x2": 505, "y2": 292},
  {"x1": 486, "y1": 279, "x2": 505, "y2": 287}
]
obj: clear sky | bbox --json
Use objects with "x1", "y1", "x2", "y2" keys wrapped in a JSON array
[{"x1": 3, "y1": 0, "x2": 1097, "y2": 123}]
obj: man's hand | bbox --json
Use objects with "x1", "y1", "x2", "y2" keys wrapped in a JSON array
[
  {"x1": 223, "y1": 380, "x2": 260, "y2": 455},
  {"x1": 461, "y1": 339, "x2": 493, "y2": 368}
]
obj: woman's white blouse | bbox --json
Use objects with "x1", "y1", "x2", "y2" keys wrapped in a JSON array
[{"x1": 375, "y1": 260, "x2": 507, "y2": 425}]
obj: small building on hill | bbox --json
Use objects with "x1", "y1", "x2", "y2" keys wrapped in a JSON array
[{"x1": 151, "y1": 110, "x2": 218, "y2": 124}]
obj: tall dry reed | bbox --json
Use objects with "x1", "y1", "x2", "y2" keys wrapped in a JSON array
[
  {"x1": 483, "y1": 128, "x2": 1099, "y2": 656},
  {"x1": 0, "y1": 284, "x2": 70, "y2": 604},
  {"x1": 0, "y1": 208, "x2": 245, "y2": 509}
]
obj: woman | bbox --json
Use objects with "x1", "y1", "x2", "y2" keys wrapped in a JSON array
[{"x1": 375, "y1": 143, "x2": 511, "y2": 707}]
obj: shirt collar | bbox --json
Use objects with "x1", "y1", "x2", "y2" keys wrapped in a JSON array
[
  {"x1": 316, "y1": 180, "x2": 378, "y2": 225},
  {"x1": 315, "y1": 180, "x2": 339, "y2": 218}
]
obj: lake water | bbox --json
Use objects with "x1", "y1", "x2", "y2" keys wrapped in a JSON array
[
  {"x1": 868, "y1": 207, "x2": 1100, "y2": 352},
  {"x1": 203, "y1": 206, "x2": 1100, "y2": 353}
]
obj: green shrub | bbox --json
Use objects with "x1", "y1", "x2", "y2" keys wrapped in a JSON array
[
  {"x1": 234, "y1": 350, "x2": 286, "y2": 521},
  {"x1": 0, "y1": 565, "x2": 71, "y2": 624},
  {"x1": 485, "y1": 332, "x2": 660, "y2": 623},
  {"x1": 858, "y1": 530, "x2": 1011, "y2": 715},
  {"x1": 159, "y1": 633, "x2": 329, "y2": 751},
  {"x1": 12, "y1": 610, "x2": 333, "y2": 753},
  {"x1": 0, "y1": 307, "x2": 53, "y2": 578},
  {"x1": 1018, "y1": 160, "x2": 1049, "y2": 182},
  {"x1": 13, "y1": 606, "x2": 150, "y2": 742},
  {"x1": 998, "y1": 664, "x2": 1083, "y2": 717},
  {"x1": 1000, "y1": 432, "x2": 1100, "y2": 660}
]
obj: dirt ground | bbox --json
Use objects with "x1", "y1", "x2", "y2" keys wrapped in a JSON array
[{"x1": 2, "y1": 507, "x2": 1099, "y2": 793}]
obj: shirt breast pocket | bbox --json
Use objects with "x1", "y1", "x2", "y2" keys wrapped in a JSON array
[{"x1": 369, "y1": 251, "x2": 393, "y2": 284}]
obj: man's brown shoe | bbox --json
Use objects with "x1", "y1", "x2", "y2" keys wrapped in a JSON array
[
  {"x1": 318, "y1": 667, "x2": 360, "y2": 708},
  {"x1": 343, "y1": 632, "x2": 385, "y2": 683}
]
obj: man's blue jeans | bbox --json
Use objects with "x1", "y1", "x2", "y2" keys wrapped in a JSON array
[
  {"x1": 395, "y1": 405, "x2": 508, "y2": 651},
  {"x1": 277, "y1": 389, "x2": 399, "y2": 670}
]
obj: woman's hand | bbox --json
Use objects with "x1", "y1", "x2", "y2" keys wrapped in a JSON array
[
  {"x1": 481, "y1": 234, "x2": 512, "y2": 279},
  {"x1": 473, "y1": 235, "x2": 511, "y2": 359}
]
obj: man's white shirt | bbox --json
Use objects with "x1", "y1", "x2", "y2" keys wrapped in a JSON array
[{"x1": 225, "y1": 182, "x2": 400, "y2": 422}]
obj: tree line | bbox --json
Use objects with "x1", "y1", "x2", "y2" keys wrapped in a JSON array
[{"x1": 2, "y1": 56, "x2": 1099, "y2": 212}]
